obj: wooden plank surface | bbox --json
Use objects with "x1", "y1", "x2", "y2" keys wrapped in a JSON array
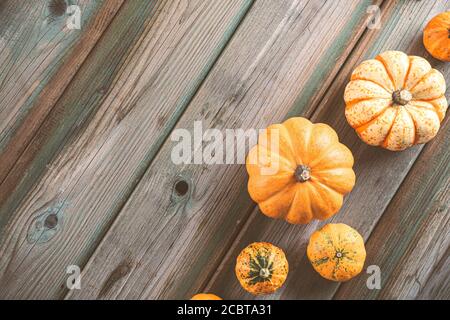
[
  {"x1": 0, "y1": 0, "x2": 157, "y2": 229},
  {"x1": 67, "y1": 0, "x2": 378, "y2": 300},
  {"x1": 206, "y1": 0, "x2": 450, "y2": 300},
  {"x1": 334, "y1": 116, "x2": 449, "y2": 300},
  {"x1": 0, "y1": 0, "x2": 252, "y2": 299},
  {"x1": 0, "y1": 0, "x2": 124, "y2": 185},
  {"x1": 0, "y1": 0, "x2": 448, "y2": 301},
  {"x1": 416, "y1": 249, "x2": 449, "y2": 299}
]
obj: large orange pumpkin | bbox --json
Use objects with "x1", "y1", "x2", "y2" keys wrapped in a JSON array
[
  {"x1": 345, "y1": 50, "x2": 447, "y2": 151},
  {"x1": 235, "y1": 242, "x2": 288, "y2": 295},
  {"x1": 307, "y1": 223, "x2": 366, "y2": 282},
  {"x1": 246, "y1": 117, "x2": 355, "y2": 224},
  {"x1": 423, "y1": 12, "x2": 450, "y2": 62}
]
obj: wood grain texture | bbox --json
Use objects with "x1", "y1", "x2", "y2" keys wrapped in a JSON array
[
  {"x1": 0, "y1": 0, "x2": 252, "y2": 299},
  {"x1": 0, "y1": 0, "x2": 158, "y2": 236},
  {"x1": 416, "y1": 249, "x2": 449, "y2": 300},
  {"x1": 67, "y1": 0, "x2": 376, "y2": 300},
  {"x1": 0, "y1": 0, "x2": 124, "y2": 185},
  {"x1": 334, "y1": 115, "x2": 449, "y2": 300},
  {"x1": 206, "y1": 0, "x2": 450, "y2": 300}
]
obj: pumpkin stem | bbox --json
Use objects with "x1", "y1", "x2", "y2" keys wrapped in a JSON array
[
  {"x1": 392, "y1": 90, "x2": 412, "y2": 106},
  {"x1": 295, "y1": 165, "x2": 311, "y2": 182}
]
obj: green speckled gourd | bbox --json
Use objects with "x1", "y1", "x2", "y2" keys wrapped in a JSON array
[
  {"x1": 307, "y1": 223, "x2": 366, "y2": 281},
  {"x1": 235, "y1": 242, "x2": 288, "y2": 295}
]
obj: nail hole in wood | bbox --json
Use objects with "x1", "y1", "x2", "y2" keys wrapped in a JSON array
[
  {"x1": 44, "y1": 214, "x2": 58, "y2": 229},
  {"x1": 174, "y1": 180, "x2": 189, "y2": 197}
]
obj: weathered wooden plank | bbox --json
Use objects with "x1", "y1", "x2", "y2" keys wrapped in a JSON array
[
  {"x1": 206, "y1": 0, "x2": 450, "y2": 300},
  {"x1": 0, "y1": 0, "x2": 157, "y2": 235},
  {"x1": 68, "y1": 0, "x2": 377, "y2": 300},
  {"x1": 334, "y1": 116, "x2": 449, "y2": 300},
  {"x1": 0, "y1": 0, "x2": 124, "y2": 185},
  {"x1": 378, "y1": 209, "x2": 449, "y2": 299},
  {"x1": 416, "y1": 250, "x2": 449, "y2": 300},
  {"x1": 0, "y1": 0, "x2": 252, "y2": 299}
]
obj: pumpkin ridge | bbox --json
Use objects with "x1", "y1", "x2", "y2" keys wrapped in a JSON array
[
  {"x1": 345, "y1": 80, "x2": 392, "y2": 104},
  {"x1": 404, "y1": 107, "x2": 418, "y2": 144},
  {"x1": 344, "y1": 97, "x2": 390, "y2": 110},
  {"x1": 282, "y1": 118, "x2": 313, "y2": 165},
  {"x1": 247, "y1": 173, "x2": 294, "y2": 203},
  {"x1": 312, "y1": 257, "x2": 329, "y2": 266},
  {"x1": 308, "y1": 179, "x2": 343, "y2": 219},
  {"x1": 408, "y1": 69, "x2": 437, "y2": 92},
  {"x1": 257, "y1": 181, "x2": 296, "y2": 208},
  {"x1": 349, "y1": 77, "x2": 392, "y2": 93},
  {"x1": 309, "y1": 177, "x2": 342, "y2": 195},
  {"x1": 414, "y1": 94, "x2": 446, "y2": 102},
  {"x1": 311, "y1": 166, "x2": 355, "y2": 175},
  {"x1": 306, "y1": 142, "x2": 344, "y2": 168},
  {"x1": 279, "y1": 123, "x2": 303, "y2": 165},
  {"x1": 256, "y1": 124, "x2": 297, "y2": 166},
  {"x1": 332, "y1": 258, "x2": 341, "y2": 280},
  {"x1": 286, "y1": 185, "x2": 312, "y2": 223},
  {"x1": 381, "y1": 107, "x2": 400, "y2": 148},
  {"x1": 347, "y1": 101, "x2": 393, "y2": 130},
  {"x1": 282, "y1": 184, "x2": 299, "y2": 220},
  {"x1": 410, "y1": 97, "x2": 447, "y2": 121},
  {"x1": 375, "y1": 55, "x2": 396, "y2": 90},
  {"x1": 403, "y1": 56, "x2": 413, "y2": 89},
  {"x1": 424, "y1": 37, "x2": 443, "y2": 56},
  {"x1": 407, "y1": 101, "x2": 436, "y2": 112},
  {"x1": 246, "y1": 147, "x2": 296, "y2": 175},
  {"x1": 354, "y1": 106, "x2": 392, "y2": 132},
  {"x1": 252, "y1": 152, "x2": 296, "y2": 173},
  {"x1": 310, "y1": 169, "x2": 354, "y2": 194}
]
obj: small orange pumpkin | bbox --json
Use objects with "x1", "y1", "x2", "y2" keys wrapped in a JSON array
[
  {"x1": 246, "y1": 117, "x2": 355, "y2": 224},
  {"x1": 307, "y1": 223, "x2": 366, "y2": 282},
  {"x1": 235, "y1": 242, "x2": 288, "y2": 295},
  {"x1": 191, "y1": 293, "x2": 222, "y2": 300},
  {"x1": 345, "y1": 50, "x2": 447, "y2": 151},
  {"x1": 423, "y1": 12, "x2": 450, "y2": 62}
]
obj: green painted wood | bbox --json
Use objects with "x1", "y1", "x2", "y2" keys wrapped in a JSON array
[
  {"x1": 0, "y1": 0, "x2": 123, "y2": 185},
  {"x1": 0, "y1": 0, "x2": 253, "y2": 299},
  {"x1": 67, "y1": 0, "x2": 376, "y2": 300},
  {"x1": 206, "y1": 0, "x2": 450, "y2": 300}
]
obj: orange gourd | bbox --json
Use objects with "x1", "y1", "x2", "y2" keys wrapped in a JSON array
[
  {"x1": 307, "y1": 223, "x2": 366, "y2": 282},
  {"x1": 423, "y1": 12, "x2": 450, "y2": 62},
  {"x1": 191, "y1": 293, "x2": 222, "y2": 300},
  {"x1": 235, "y1": 242, "x2": 288, "y2": 295},
  {"x1": 246, "y1": 117, "x2": 355, "y2": 224},
  {"x1": 345, "y1": 50, "x2": 447, "y2": 151}
]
